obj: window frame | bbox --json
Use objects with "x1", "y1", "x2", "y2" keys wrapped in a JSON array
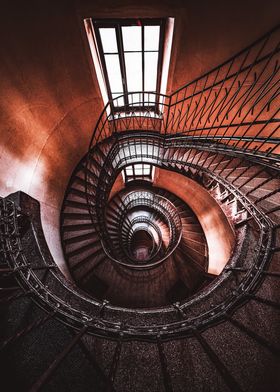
[
  {"x1": 123, "y1": 163, "x2": 154, "y2": 182},
  {"x1": 92, "y1": 18, "x2": 166, "y2": 113}
]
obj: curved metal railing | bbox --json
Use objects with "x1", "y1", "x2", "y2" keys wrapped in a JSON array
[
  {"x1": 84, "y1": 25, "x2": 280, "y2": 267},
  {"x1": 1, "y1": 171, "x2": 277, "y2": 341},
  {"x1": 125, "y1": 216, "x2": 163, "y2": 262},
  {"x1": 103, "y1": 190, "x2": 182, "y2": 268},
  {"x1": 88, "y1": 24, "x2": 280, "y2": 164},
  {"x1": 2, "y1": 35, "x2": 280, "y2": 345},
  {"x1": 1, "y1": 25, "x2": 280, "y2": 392}
]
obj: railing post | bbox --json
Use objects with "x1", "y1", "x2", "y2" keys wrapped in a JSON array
[{"x1": 164, "y1": 95, "x2": 172, "y2": 135}]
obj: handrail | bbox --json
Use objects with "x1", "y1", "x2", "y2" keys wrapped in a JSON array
[
  {"x1": 1, "y1": 26, "x2": 278, "y2": 343},
  {"x1": 170, "y1": 24, "x2": 280, "y2": 96},
  {"x1": 1, "y1": 165, "x2": 277, "y2": 341},
  {"x1": 87, "y1": 24, "x2": 280, "y2": 162}
]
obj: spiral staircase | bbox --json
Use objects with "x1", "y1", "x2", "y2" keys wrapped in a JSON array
[{"x1": 1, "y1": 25, "x2": 280, "y2": 392}]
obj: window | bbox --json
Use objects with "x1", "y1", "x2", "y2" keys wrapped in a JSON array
[
  {"x1": 123, "y1": 163, "x2": 154, "y2": 182},
  {"x1": 84, "y1": 18, "x2": 174, "y2": 112}
]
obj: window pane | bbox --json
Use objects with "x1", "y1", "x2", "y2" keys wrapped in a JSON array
[
  {"x1": 126, "y1": 165, "x2": 133, "y2": 175},
  {"x1": 128, "y1": 92, "x2": 143, "y2": 106},
  {"x1": 144, "y1": 52, "x2": 158, "y2": 91},
  {"x1": 112, "y1": 93, "x2": 124, "y2": 107},
  {"x1": 99, "y1": 28, "x2": 118, "y2": 53},
  {"x1": 125, "y1": 53, "x2": 142, "y2": 92},
  {"x1": 104, "y1": 54, "x2": 123, "y2": 93},
  {"x1": 144, "y1": 93, "x2": 157, "y2": 105},
  {"x1": 134, "y1": 164, "x2": 143, "y2": 175},
  {"x1": 144, "y1": 26, "x2": 160, "y2": 50},
  {"x1": 122, "y1": 26, "x2": 142, "y2": 51},
  {"x1": 143, "y1": 166, "x2": 150, "y2": 175}
]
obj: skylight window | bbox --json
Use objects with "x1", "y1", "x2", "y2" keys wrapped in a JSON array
[
  {"x1": 123, "y1": 163, "x2": 154, "y2": 182},
  {"x1": 84, "y1": 18, "x2": 174, "y2": 111}
]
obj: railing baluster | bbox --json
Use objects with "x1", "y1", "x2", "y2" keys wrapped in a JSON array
[{"x1": 0, "y1": 265, "x2": 56, "y2": 275}]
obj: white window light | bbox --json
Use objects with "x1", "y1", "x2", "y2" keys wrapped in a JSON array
[{"x1": 84, "y1": 18, "x2": 174, "y2": 113}]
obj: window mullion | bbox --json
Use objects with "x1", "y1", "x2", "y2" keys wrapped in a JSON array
[
  {"x1": 94, "y1": 25, "x2": 114, "y2": 108},
  {"x1": 89, "y1": 18, "x2": 169, "y2": 112},
  {"x1": 155, "y1": 20, "x2": 165, "y2": 110},
  {"x1": 116, "y1": 24, "x2": 129, "y2": 108},
  {"x1": 141, "y1": 24, "x2": 145, "y2": 106}
]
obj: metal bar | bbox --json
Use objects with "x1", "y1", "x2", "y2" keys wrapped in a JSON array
[
  {"x1": 225, "y1": 84, "x2": 280, "y2": 152},
  {"x1": 225, "y1": 267, "x2": 280, "y2": 278},
  {"x1": 181, "y1": 80, "x2": 198, "y2": 132},
  {"x1": 258, "y1": 124, "x2": 280, "y2": 155},
  {"x1": 193, "y1": 328, "x2": 242, "y2": 392},
  {"x1": 200, "y1": 48, "x2": 252, "y2": 137},
  {"x1": 30, "y1": 325, "x2": 88, "y2": 392},
  {"x1": 189, "y1": 74, "x2": 209, "y2": 130},
  {"x1": 0, "y1": 264, "x2": 58, "y2": 275},
  {"x1": 171, "y1": 25, "x2": 280, "y2": 96},
  {"x1": 0, "y1": 286, "x2": 21, "y2": 292},
  {"x1": 172, "y1": 49, "x2": 279, "y2": 109},
  {"x1": 225, "y1": 267, "x2": 249, "y2": 273},
  {"x1": 202, "y1": 60, "x2": 239, "y2": 138},
  {"x1": 164, "y1": 96, "x2": 172, "y2": 134},
  {"x1": 211, "y1": 45, "x2": 279, "y2": 145},
  {"x1": 0, "y1": 267, "x2": 15, "y2": 273}
]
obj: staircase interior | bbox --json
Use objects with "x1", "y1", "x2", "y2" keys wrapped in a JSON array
[{"x1": 0, "y1": 24, "x2": 280, "y2": 392}]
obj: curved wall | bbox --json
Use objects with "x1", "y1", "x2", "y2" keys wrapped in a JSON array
[{"x1": 154, "y1": 168, "x2": 235, "y2": 274}]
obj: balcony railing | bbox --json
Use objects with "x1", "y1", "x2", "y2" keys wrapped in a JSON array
[{"x1": 88, "y1": 24, "x2": 280, "y2": 167}]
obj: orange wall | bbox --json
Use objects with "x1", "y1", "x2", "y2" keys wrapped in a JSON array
[{"x1": 154, "y1": 168, "x2": 235, "y2": 274}]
